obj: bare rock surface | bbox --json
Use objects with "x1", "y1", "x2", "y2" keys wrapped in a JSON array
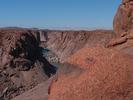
[
  {"x1": 47, "y1": 30, "x2": 114, "y2": 62},
  {"x1": 1, "y1": 0, "x2": 133, "y2": 99},
  {"x1": 0, "y1": 28, "x2": 56, "y2": 100},
  {"x1": 49, "y1": 46, "x2": 133, "y2": 100},
  {"x1": 113, "y1": 0, "x2": 133, "y2": 36},
  {"x1": 12, "y1": 78, "x2": 53, "y2": 100},
  {"x1": 107, "y1": 0, "x2": 133, "y2": 56}
]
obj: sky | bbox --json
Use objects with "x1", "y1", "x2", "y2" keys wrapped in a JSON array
[{"x1": 0, "y1": 0, "x2": 121, "y2": 29}]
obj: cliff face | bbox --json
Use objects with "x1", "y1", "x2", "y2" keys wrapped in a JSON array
[
  {"x1": 0, "y1": 28, "x2": 56, "y2": 100},
  {"x1": 47, "y1": 30, "x2": 114, "y2": 62},
  {"x1": 113, "y1": 0, "x2": 133, "y2": 35},
  {"x1": 108, "y1": 0, "x2": 133, "y2": 56}
]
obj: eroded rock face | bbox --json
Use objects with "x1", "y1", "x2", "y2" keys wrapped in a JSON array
[
  {"x1": 113, "y1": 0, "x2": 133, "y2": 35},
  {"x1": 107, "y1": 0, "x2": 133, "y2": 57},
  {"x1": 47, "y1": 30, "x2": 114, "y2": 62},
  {"x1": 0, "y1": 29, "x2": 56, "y2": 100}
]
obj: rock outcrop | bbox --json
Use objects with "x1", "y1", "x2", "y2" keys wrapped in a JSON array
[
  {"x1": 113, "y1": 0, "x2": 133, "y2": 36},
  {"x1": 48, "y1": 1, "x2": 133, "y2": 99},
  {"x1": 108, "y1": 0, "x2": 133, "y2": 56},
  {"x1": 49, "y1": 47, "x2": 133, "y2": 100}
]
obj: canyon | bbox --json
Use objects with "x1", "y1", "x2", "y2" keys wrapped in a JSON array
[{"x1": 0, "y1": 0, "x2": 133, "y2": 100}]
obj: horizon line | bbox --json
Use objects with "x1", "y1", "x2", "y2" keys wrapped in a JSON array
[{"x1": 0, "y1": 26, "x2": 113, "y2": 31}]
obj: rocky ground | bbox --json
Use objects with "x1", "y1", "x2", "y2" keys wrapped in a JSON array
[
  {"x1": 49, "y1": 47, "x2": 133, "y2": 100},
  {"x1": 0, "y1": 0, "x2": 133, "y2": 100},
  {"x1": 0, "y1": 28, "x2": 115, "y2": 100},
  {"x1": 42, "y1": 48, "x2": 60, "y2": 64},
  {"x1": 48, "y1": 0, "x2": 133, "y2": 100},
  {"x1": 0, "y1": 29, "x2": 56, "y2": 100}
]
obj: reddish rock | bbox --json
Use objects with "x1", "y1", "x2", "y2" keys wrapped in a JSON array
[
  {"x1": 107, "y1": 36, "x2": 127, "y2": 47},
  {"x1": 49, "y1": 47, "x2": 133, "y2": 100},
  {"x1": 107, "y1": 0, "x2": 133, "y2": 57},
  {"x1": 113, "y1": 0, "x2": 133, "y2": 36}
]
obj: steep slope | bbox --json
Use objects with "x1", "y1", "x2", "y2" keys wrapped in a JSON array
[
  {"x1": 49, "y1": 46, "x2": 133, "y2": 100},
  {"x1": 0, "y1": 29, "x2": 56, "y2": 100},
  {"x1": 47, "y1": 30, "x2": 114, "y2": 62}
]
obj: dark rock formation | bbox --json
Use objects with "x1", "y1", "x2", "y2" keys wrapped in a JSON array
[{"x1": 0, "y1": 29, "x2": 56, "y2": 100}]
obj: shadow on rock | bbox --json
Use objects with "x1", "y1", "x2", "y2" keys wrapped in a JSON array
[{"x1": 9, "y1": 32, "x2": 56, "y2": 77}]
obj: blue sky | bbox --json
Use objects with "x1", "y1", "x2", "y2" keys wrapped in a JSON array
[{"x1": 0, "y1": 0, "x2": 121, "y2": 29}]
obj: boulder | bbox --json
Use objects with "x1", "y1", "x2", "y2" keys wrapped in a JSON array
[{"x1": 48, "y1": 47, "x2": 133, "y2": 100}]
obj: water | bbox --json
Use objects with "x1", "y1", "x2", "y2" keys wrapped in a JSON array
[{"x1": 42, "y1": 48, "x2": 60, "y2": 68}]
